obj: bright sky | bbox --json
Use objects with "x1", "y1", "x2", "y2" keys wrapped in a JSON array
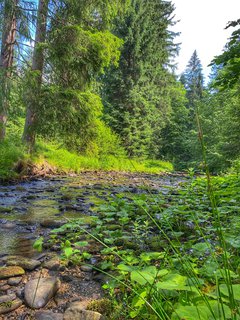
[{"x1": 171, "y1": 0, "x2": 240, "y2": 78}]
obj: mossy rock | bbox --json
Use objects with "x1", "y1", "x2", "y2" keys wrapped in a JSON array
[
  {"x1": 146, "y1": 236, "x2": 167, "y2": 251},
  {"x1": 0, "y1": 207, "x2": 12, "y2": 213},
  {"x1": 61, "y1": 193, "x2": 74, "y2": 201},
  {"x1": 87, "y1": 299, "x2": 113, "y2": 316},
  {"x1": 0, "y1": 266, "x2": 25, "y2": 279},
  {"x1": 113, "y1": 237, "x2": 139, "y2": 250},
  {"x1": 107, "y1": 224, "x2": 120, "y2": 231}
]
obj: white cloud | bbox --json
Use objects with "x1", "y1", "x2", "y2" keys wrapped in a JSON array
[{"x1": 171, "y1": 0, "x2": 240, "y2": 78}]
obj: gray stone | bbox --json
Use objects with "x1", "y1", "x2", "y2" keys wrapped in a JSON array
[
  {"x1": 6, "y1": 256, "x2": 41, "y2": 271},
  {"x1": 35, "y1": 310, "x2": 64, "y2": 320},
  {"x1": 40, "y1": 220, "x2": 66, "y2": 228},
  {"x1": 64, "y1": 302, "x2": 105, "y2": 320},
  {"x1": 80, "y1": 265, "x2": 93, "y2": 272},
  {"x1": 0, "y1": 293, "x2": 16, "y2": 304},
  {"x1": 24, "y1": 277, "x2": 61, "y2": 309},
  {"x1": 0, "y1": 284, "x2": 11, "y2": 292},
  {"x1": 0, "y1": 296, "x2": 22, "y2": 314},
  {"x1": 7, "y1": 276, "x2": 22, "y2": 286}
]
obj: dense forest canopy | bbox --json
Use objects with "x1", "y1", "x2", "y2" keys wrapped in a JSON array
[
  {"x1": 0, "y1": 0, "x2": 239, "y2": 172},
  {"x1": 1, "y1": 3, "x2": 240, "y2": 320}
]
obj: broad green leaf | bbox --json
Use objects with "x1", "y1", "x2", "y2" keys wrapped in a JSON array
[
  {"x1": 130, "y1": 309, "x2": 140, "y2": 318},
  {"x1": 156, "y1": 273, "x2": 189, "y2": 291},
  {"x1": 172, "y1": 301, "x2": 232, "y2": 320},
  {"x1": 64, "y1": 247, "x2": 73, "y2": 259},
  {"x1": 131, "y1": 266, "x2": 158, "y2": 285},
  {"x1": 33, "y1": 237, "x2": 44, "y2": 252},
  {"x1": 132, "y1": 290, "x2": 147, "y2": 308},
  {"x1": 171, "y1": 305, "x2": 211, "y2": 320},
  {"x1": 140, "y1": 252, "x2": 165, "y2": 262},
  {"x1": 64, "y1": 240, "x2": 71, "y2": 248},
  {"x1": 74, "y1": 241, "x2": 88, "y2": 247},
  {"x1": 220, "y1": 284, "x2": 240, "y2": 301},
  {"x1": 117, "y1": 264, "x2": 134, "y2": 272}
]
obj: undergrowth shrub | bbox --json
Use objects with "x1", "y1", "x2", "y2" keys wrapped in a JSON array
[{"x1": 0, "y1": 139, "x2": 25, "y2": 180}]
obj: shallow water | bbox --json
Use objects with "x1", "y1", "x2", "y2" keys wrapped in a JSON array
[{"x1": 0, "y1": 172, "x2": 186, "y2": 257}]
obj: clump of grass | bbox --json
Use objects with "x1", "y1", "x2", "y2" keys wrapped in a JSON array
[
  {"x1": 35, "y1": 141, "x2": 173, "y2": 174},
  {"x1": 87, "y1": 298, "x2": 113, "y2": 316},
  {"x1": 0, "y1": 139, "x2": 25, "y2": 180},
  {"x1": 0, "y1": 138, "x2": 173, "y2": 180}
]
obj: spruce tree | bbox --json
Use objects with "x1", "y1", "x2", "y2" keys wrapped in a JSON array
[
  {"x1": 102, "y1": 0, "x2": 178, "y2": 158},
  {"x1": 181, "y1": 50, "x2": 204, "y2": 109}
]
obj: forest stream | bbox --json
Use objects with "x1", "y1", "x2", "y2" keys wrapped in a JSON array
[
  {"x1": 0, "y1": 172, "x2": 188, "y2": 319},
  {"x1": 0, "y1": 172, "x2": 186, "y2": 258}
]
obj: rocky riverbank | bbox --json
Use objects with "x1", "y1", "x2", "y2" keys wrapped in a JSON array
[
  {"x1": 0, "y1": 171, "x2": 187, "y2": 319},
  {"x1": 0, "y1": 251, "x2": 107, "y2": 319}
]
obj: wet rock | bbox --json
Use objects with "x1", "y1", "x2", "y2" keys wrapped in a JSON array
[
  {"x1": 0, "y1": 294, "x2": 22, "y2": 314},
  {"x1": 87, "y1": 299, "x2": 112, "y2": 316},
  {"x1": 2, "y1": 222, "x2": 16, "y2": 229},
  {"x1": 80, "y1": 265, "x2": 93, "y2": 272},
  {"x1": 64, "y1": 301, "x2": 105, "y2": 320},
  {"x1": 107, "y1": 224, "x2": 119, "y2": 231},
  {"x1": 0, "y1": 266, "x2": 25, "y2": 279},
  {"x1": 35, "y1": 310, "x2": 64, "y2": 320},
  {"x1": 6, "y1": 256, "x2": 41, "y2": 271},
  {"x1": 0, "y1": 284, "x2": 11, "y2": 292},
  {"x1": 43, "y1": 256, "x2": 61, "y2": 271},
  {"x1": 24, "y1": 277, "x2": 61, "y2": 309},
  {"x1": 40, "y1": 220, "x2": 65, "y2": 228},
  {"x1": 0, "y1": 293, "x2": 16, "y2": 303},
  {"x1": 16, "y1": 288, "x2": 24, "y2": 299},
  {"x1": 7, "y1": 277, "x2": 22, "y2": 286},
  {"x1": 0, "y1": 207, "x2": 12, "y2": 213}
]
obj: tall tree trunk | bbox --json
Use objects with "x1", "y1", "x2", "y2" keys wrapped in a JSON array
[
  {"x1": 22, "y1": 0, "x2": 48, "y2": 150},
  {"x1": 0, "y1": 0, "x2": 17, "y2": 140}
]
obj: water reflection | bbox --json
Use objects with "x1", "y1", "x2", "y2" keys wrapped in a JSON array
[{"x1": 0, "y1": 227, "x2": 36, "y2": 257}]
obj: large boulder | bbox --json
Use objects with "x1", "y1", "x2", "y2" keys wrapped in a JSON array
[{"x1": 24, "y1": 277, "x2": 61, "y2": 309}]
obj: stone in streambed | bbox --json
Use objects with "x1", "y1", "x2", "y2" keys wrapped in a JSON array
[
  {"x1": 80, "y1": 265, "x2": 93, "y2": 272},
  {"x1": 35, "y1": 310, "x2": 63, "y2": 320},
  {"x1": 6, "y1": 256, "x2": 41, "y2": 271},
  {"x1": 0, "y1": 294, "x2": 22, "y2": 314},
  {"x1": 64, "y1": 301, "x2": 105, "y2": 320},
  {"x1": 24, "y1": 277, "x2": 61, "y2": 309},
  {"x1": 0, "y1": 293, "x2": 16, "y2": 304},
  {"x1": 40, "y1": 220, "x2": 66, "y2": 228},
  {"x1": 0, "y1": 266, "x2": 25, "y2": 279},
  {"x1": 7, "y1": 277, "x2": 22, "y2": 286},
  {"x1": 43, "y1": 255, "x2": 61, "y2": 271}
]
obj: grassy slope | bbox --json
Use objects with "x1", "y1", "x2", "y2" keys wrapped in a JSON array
[{"x1": 0, "y1": 139, "x2": 173, "y2": 180}]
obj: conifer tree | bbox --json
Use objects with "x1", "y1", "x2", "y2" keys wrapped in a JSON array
[
  {"x1": 181, "y1": 50, "x2": 204, "y2": 109},
  {"x1": 102, "y1": 0, "x2": 178, "y2": 158}
]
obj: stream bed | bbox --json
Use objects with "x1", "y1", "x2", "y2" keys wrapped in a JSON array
[{"x1": 0, "y1": 172, "x2": 186, "y2": 258}]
